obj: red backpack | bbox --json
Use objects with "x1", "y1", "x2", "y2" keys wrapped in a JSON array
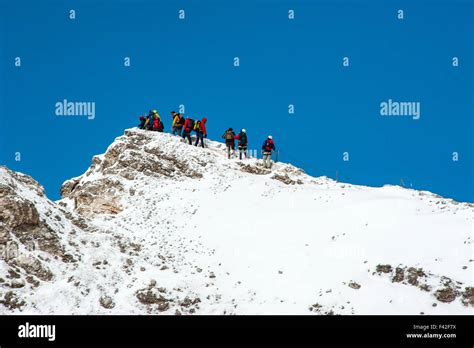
[{"x1": 264, "y1": 139, "x2": 274, "y2": 151}]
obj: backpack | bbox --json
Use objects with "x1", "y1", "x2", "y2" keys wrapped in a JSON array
[
  {"x1": 264, "y1": 139, "x2": 274, "y2": 152},
  {"x1": 179, "y1": 115, "x2": 185, "y2": 125},
  {"x1": 194, "y1": 120, "x2": 201, "y2": 131},
  {"x1": 173, "y1": 115, "x2": 180, "y2": 126},
  {"x1": 187, "y1": 119, "x2": 195, "y2": 131},
  {"x1": 240, "y1": 132, "x2": 247, "y2": 145},
  {"x1": 225, "y1": 131, "x2": 234, "y2": 141}
]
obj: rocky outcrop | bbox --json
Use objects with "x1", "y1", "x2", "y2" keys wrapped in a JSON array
[
  {"x1": 0, "y1": 166, "x2": 83, "y2": 308},
  {"x1": 60, "y1": 177, "x2": 80, "y2": 198},
  {"x1": 238, "y1": 163, "x2": 271, "y2": 175},
  {"x1": 0, "y1": 183, "x2": 40, "y2": 230},
  {"x1": 100, "y1": 131, "x2": 203, "y2": 180},
  {"x1": 0, "y1": 179, "x2": 66, "y2": 259},
  {"x1": 271, "y1": 173, "x2": 303, "y2": 185},
  {"x1": 60, "y1": 130, "x2": 203, "y2": 216},
  {"x1": 374, "y1": 264, "x2": 471, "y2": 306},
  {"x1": 461, "y1": 287, "x2": 474, "y2": 307},
  {"x1": 71, "y1": 178, "x2": 124, "y2": 216}
]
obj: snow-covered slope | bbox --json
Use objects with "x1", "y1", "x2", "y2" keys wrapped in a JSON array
[{"x1": 1, "y1": 128, "x2": 472, "y2": 314}]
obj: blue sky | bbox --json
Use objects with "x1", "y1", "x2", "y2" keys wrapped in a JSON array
[{"x1": 1, "y1": 0, "x2": 472, "y2": 202}]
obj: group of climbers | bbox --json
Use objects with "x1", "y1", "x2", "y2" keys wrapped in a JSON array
[
  {"x1": 138, "y1": 110, "x2": 164, "y2": 132},
  {"x1": 221, "y1": 129, "x2": 273, "y2": 168},
  {"x1": 139, "y1": 110, "x2": 208, "y2": 148},
  {"x1": 137, "y1": 110, "x2": 277, "y2": 168},
  {"x1": 221, "y1": 128, "x2": 248, "y2": 160},
  {"x1": 220, "y1": 129, "x2": 275, "y2": 167}
]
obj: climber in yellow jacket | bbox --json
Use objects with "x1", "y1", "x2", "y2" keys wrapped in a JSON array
[{"x1": 171, "y1": 111, "x2": 185, "y2": 136}]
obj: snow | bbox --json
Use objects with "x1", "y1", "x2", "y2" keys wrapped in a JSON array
[{"x1": 0, "y1": 128, "x2": 472, "y2": 315}]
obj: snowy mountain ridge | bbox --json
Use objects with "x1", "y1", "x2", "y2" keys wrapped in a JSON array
[{"x1": 0, "y1": 128, "x2": 472, "y2": 314}]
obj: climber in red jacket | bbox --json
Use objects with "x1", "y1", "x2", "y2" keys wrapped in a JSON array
[
  {"x1": 182, "y1": 117, "x2": 193, "y2": 144},
  {"x1": 262, "y1": 136, "x2": 276, "y2": 169}
]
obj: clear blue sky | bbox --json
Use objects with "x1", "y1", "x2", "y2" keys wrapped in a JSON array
[{"x1": 1, "y1": 0, "x2": 472, "y2": 202}]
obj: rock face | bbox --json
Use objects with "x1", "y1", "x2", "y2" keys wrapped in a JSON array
[
  {"x1": 72, "y1": 179, "x2": 124, "y2": 216},
  {"x1": 0, "y1": 186, "x2": 64, "y2": 261},
  {"x1": 0, "y1": 184, "x2": 40, "y2": 229},
  {"x1": 0, "y1": 166, "x2": 84, "y2": 302},
  {"x1": 60, "y1": 177, "x2": 80, "y2": 198},
  {"x1": 0, "y1": 169, "x2": 62, "y2": 258}
]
